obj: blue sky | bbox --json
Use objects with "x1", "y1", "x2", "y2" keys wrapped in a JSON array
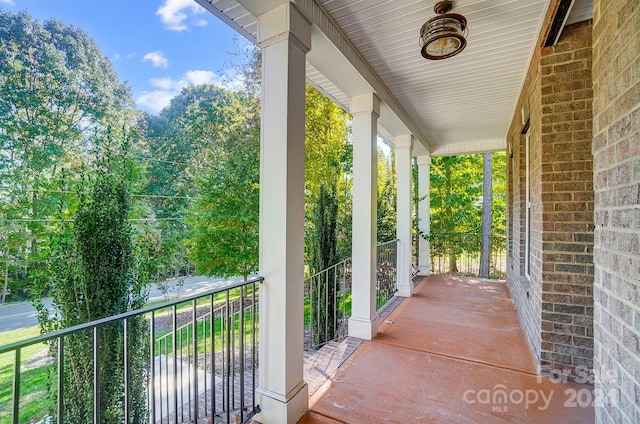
[{"x1": 0, "y1": 0, "x2": 254, "y2": 114}]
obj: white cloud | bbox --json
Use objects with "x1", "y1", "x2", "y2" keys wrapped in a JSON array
[
  {"x1": 136, "y1": 91, "x2": 177, "y2": 113},
  {"x1": 0, "y1": 0, "x2": 15, "y2": 5},
  {"x1": 143, "y1": 51, "x2": 169, "y2": 68},
  {"x1": 156, "y1": 0, "x2": 205, "y2": 31},
  {"x1": 114, "y1": 53, "x2": 121, "y2": 60},
  {"x1": 148, "y1": 77, "x2": 180, "y2": 91},
  {"x1": 136, "y1": 70, "x2": 229, "y2": 113},
  {"x1": 184, "y1": 70, "x2": 219, "y2": 86},
  {"x1": 194, "y1": 19, "x2": 208, "y2": 27}
]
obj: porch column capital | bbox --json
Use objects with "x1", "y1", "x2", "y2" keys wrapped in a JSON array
[
  {"x1": 257, "y1": 2, "x2": 311, "y2": 52},
  {"x1": 350, "y1": 92, "x2": 380, "y2": 117},
  {"x1": 417, "y1": 154, "x2": 431, "y2": 166},
  {"x1": 395, "y1": 134, "x2": 414, "y2": 149}
]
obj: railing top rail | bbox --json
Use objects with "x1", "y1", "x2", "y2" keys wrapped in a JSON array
[
  {"x1": 304, "y1": 257, "x2": 351, "y2": 282},
  {"x1": 376, "y1": 239, "x2": 399, "y2": 247},
  {"x1": 0, "y1": 276, "x2": 264, "y2": 355},
  {"x1": 303, "y1": 239, "x2": 398, "y2": 283}
]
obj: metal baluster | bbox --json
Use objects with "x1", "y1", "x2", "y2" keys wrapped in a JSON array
[
  {"x1": 231, "y1": 295, "x2": 236, "y2": 410},
  {"x1": 342, "y1": 263, "x2": 347, "y2": 337},
  {"x1": 173, "y1": 306, "x2": 178, "y2": 424},
  {"x1": 93, "y1": 327, "x2": 101, "y2": 424},
  {"x1": 225, "y1": 292, "x2": 231, "y2": 422},
  {"x1": 203, "y1": 309, "x2": 208, "y2": 418},
  {"x1": 150, "y1": 311, "x2": 156, "y2": 424},
  {"x1": 325, "y1": 270, "x2": 329, "y2": 343},
  {"x1": 192, "y1": 299, "x2": 199, "y2": 421},
  {"x1": 310, "y1": 275, "x2": 315, "y2": 347},
  {"x1": 210, "y1": 295, "x2": 216, "y2": 418},
  {"x1": 57, "y1": 336, "x2": 64, "y2": 424},
  {"x1": 12, "y1": 348, "x2": 21, "y2": 424},
  {"x1": 158, "y1": 338, "x2": 163, "y2": 423},
  {"x1": 124, "y1": 318, "x2": 130, "y2": 424},
  {"x1": 251, "y1": 281, "x2": 257, "y2": 407},
  {"x1": 333, "y1": 266, "x2": 338, "y2": 340},
  {"x1": 186, "y1": 324, "x2": 191, "y2": 422},
  {"x1": 239, "y1": 286, "x2": 245, "y2": 421}
]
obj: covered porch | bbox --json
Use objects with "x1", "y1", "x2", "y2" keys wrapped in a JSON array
[
  {"x1": 302, "y1": 275, "x2": 594, "y2": 423},
  {"x1": 194, "y1": 0, "x2": 640, "y2": 422},
  {"x1": 2, "y1": 0, "x2": 639, "y2": 422}
]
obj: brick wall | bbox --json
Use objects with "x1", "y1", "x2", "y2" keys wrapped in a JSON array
[
  {"x1": 507, "y1": 12, "x2": 595, "y2": 379},
  {"x1": 592, "y1": 0, "x2": 640, "y2": 422},
  {"x1": 506, "y1": 24, "x2": 544, "y2": 367},
  {"x1": 539, "y1": 21, "x2": 595, "y2": 379}
]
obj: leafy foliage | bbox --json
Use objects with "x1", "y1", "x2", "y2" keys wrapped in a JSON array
[
  {"x1": 186, "y1": 118, "x2": 260, "y2": 279},
  {"x1": 309, "y1": 184, "x2": 339, "y2": 347},
  {"x1": 429, "y1": 153, "x2": 506, "y2": 275},
  {"x1": 377, "y1": 145, "x2": 397, "y2": 243},
  {"x1": 304, "y1": 85, "x2": 352, "y2": 263},
  {"x1": 0, "y1": 10, "x2": 137, "y2": 300},
  {"x1": 182, "y1": 50, "x2": 261, "y2": 280},
  {"x1": 38, "y1": 157, "x2": 148, "y2": 423}
]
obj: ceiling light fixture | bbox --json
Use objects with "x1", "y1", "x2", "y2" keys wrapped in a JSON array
[{"x1": 419, "y1": 0, "x2": 468, "y2": 60}]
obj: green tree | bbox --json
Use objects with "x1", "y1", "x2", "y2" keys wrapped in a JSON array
[
  {"x1": 148, "y1": 47, "x2": 262, "y2": 282},
  {"x1": 0, "y1": 10, "x2": 136, "y2": 299},
  {"x1": 38, "y1": 155, "x2": 148, "y2": 423},
  {"x1": 479, "y1": 152, "x2": 493, "y2": 278},
  {"x1": 377, "y1": 144, "x2": 397, "y2": 242},
  {"x1": 184, "y1": 84, "x2": 260, "y2": 279},
  {"x1": 430, "y1": 155, "x2": 483, "y2": 273},
  {"x1": 186, "y1": 130, "x2": 259, "y2": 280},
  {"x1": 429, "y1": 153, "x2": 506, "y2": 276},
  {"x1": 309, "y1": 184, "x2": 339, "y2": 347},
  {"x1": 304, "y1": 85, "x2": 352, "y2": 263},
  {"x1": 491, "y1": 152, "x2": 507, "y2": 276}
]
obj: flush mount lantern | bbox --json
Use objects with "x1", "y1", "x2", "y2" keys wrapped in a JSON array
[{"x1": 419, "y1": 0, "x2": 468, "y2": 60}]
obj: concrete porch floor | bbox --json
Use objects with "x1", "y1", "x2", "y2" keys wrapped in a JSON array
[{"x1": 300, "y1": 276, "x2": 595, "y2": 423}]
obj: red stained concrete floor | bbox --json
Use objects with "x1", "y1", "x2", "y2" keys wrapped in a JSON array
[{"x1": 300, "y1": 276, "x2": 595, "y2": 424}]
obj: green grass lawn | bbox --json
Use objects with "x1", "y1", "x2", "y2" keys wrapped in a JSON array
[
  {"x1": 0, "y1": 325, "x2": 54, "y2": 424},
  {"x1": 154, "y1": 309, "x2": 257, "y2": 356},
  {"x1": 304, "y1": 291, "x2": 352, "y2": 327}
]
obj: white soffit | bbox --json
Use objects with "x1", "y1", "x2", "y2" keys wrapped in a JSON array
[
  {"x1": 566, "y1": 0, "x2": 593, "y2": 25},
  {"x1": 318, "y1": 0, "x2": 551, "y2": 150},
  {"x1": 198, "y1": 0, "x2": 559, "y2": 155}
]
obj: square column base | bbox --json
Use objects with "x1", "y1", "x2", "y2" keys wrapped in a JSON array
[
  {"x1": 395, "y1": 282, "x2": 413, "y2": 298},
  {"x1": 418, "y1": 266, "x2": 431, "y2": 276},
  {"x1": 348, "y1": 315, "x2": 380, "y2": 340},
  {"x1": 256, "y1": 381, "x2": 308, "y2": 424}
]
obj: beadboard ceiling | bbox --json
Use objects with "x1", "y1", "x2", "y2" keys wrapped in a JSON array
[{"x1": 196, "y1": 0, "x2": 593, "y2": 156}]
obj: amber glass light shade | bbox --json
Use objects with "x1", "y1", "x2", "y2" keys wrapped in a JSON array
[{"x1": 419, "y1": 1, "x2": 468, "y2": 60}]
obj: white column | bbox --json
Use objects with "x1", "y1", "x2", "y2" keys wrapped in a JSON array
[
  {"x1": 417, "y1": 155, "x2": 431, "y2": 275},
  {"x1": 395, "y1": 135, "x2": 414, "y2": 297},
  {"x1": 256, "y1": 4, "x2": 310, "y2": 423},
  {"x1": 348, "y1": 93, "x2": 380, "y2": 340}
]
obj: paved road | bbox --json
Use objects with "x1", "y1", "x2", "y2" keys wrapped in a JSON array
[{"x1": 0, "y1": 276, "x2": 239, "y2": 333}]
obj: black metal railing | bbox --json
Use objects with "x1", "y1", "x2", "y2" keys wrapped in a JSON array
[
  {"x1": 304, "y1": 258, "x2": 352, "y2": 350},
  {"x1": 376, "y1": 239, "x2": 398, "y2": 309},
  {"x1": 0, "y1": 277, "x2": 262, "y2": 424},
  {"x1": 303, "y1": 239, "x2": 400, "y2": 351},
  {"x1": 429, "y1": 231, "x2": 507, "y2": 278}
]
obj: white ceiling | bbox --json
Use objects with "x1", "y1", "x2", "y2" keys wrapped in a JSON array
[{"x1": 197, "y1": 0, "x2": 593, "y2": 156}]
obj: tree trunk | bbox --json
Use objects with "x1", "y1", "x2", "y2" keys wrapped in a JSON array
[
  {"x1": 448, "y1": 246, "x2": 458, "y2": 274},
  {"x1": 2, "y1": 252, "x2": 9, "y2": 303},
  {"x1": 479, "y1": 153, "x2": 493, "y2": 278}
]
